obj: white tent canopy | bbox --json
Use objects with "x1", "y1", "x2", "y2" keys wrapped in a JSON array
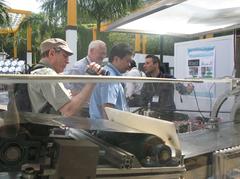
[{"x1": 107, "y1": 0, "x2": 240, "y2": 37}]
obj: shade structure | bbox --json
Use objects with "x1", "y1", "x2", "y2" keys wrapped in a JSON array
[
  {"x1": 106, "y1": 0, "x2": 240, "y2": 37},
  {"x1": 0, "y1": 8, "x2": 31, "y2": 34}
]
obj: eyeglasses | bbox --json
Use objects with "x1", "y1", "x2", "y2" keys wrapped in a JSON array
[
  {"x1": 61, "y1": 51, "x2": 69, "y2": 59},
  {"x1": 54, "y1": 47, "x2": 69, "y2": 58}
]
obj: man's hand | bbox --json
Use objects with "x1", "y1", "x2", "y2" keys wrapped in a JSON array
[
  {"x1": 186, "y1": 83, "x2": 194, "y2": 94},
  {"x1": 87, "y1": 62, "x2": 107, "y2": 75}
]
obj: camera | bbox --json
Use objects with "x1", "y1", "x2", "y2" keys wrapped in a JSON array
[{"x1": 86, "y1": 68, "x2": 109, "y2": 76}]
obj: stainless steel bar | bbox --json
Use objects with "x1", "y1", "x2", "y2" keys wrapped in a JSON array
[
  {"x1": 0, "y1": 74, "x2": 234, "y2": 84},
  {"x1": 175, "y1": 109, "x2": 231, "y2": 113},
  {"x1": 96, "y1": 165, "x2": 186, "y2": 175}
]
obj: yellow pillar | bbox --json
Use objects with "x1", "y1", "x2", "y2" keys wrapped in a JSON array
[
  {"x1": 27, "y1": 25, "x2": 32, "y2": 52},
  {"x1": 27, "y1": 24, "x2": 33, "y2": 65},
  {"x1": 13, "y1": 32, "x2": 17, "y2": 59},
  {"x1": 135, "y1": 34, "x2": 141, "y2": 52},
  {"x1": 100, "y1": 22, "x2": 110, "y2": 32},
  {"x1": 142, "y1": 35, "x2": 147, "y2": 54},
  {"x1": 205, "y1": 33, "x2": 213, "y2": 38},
  {"x1": 200, "y1": 34, "x2": 213, "y2": 39},
  {"x1": 67, "y1": 0, "x2": 77, "y2": 27},
  {"x1": 93, "y1": 28, "x2": 97, "y2": 40}
]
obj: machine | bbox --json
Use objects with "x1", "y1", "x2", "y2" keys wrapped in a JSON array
[
  {"x1": 0, "y1": 108, "x2": 185, "y2": 179},
  {"x1": 0, "y1": 75, "x2": 239, "y2": 179}
]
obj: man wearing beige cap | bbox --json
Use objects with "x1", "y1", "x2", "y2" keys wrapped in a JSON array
[{"x1": 28, "y1": 38, "x2": 103, "y2": 117}]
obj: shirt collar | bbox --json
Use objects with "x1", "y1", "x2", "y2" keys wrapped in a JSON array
[
  {"x1": 106, "y1": 63, "x2": 122, "y2": 76},
  {"x1": 86, "y1": 56, "x2": 92, "y2": 64},
  {"x1": 39, "y1": 59, "x2": 54, "y2": 70}
]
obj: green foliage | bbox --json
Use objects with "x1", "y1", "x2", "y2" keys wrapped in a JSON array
[
  {"x1": 0, "y1": 0, "x2": 9, "y2": 27},
  {"x1": 0, "y1": 34, "x2": 14, "y2": 56},
  {"x1": 108, "y1": 32, "x2": 135, "y2": 50},
  {"x1": 38, "y1": 0, "x2": 144, "y2": 38},
  {"x1": 79, "y1": 0, "x2": 143, "y2": 24},
  {"x1": 146, "y1": 35, "x2": 194, "y2": 56},
  {"x1": 161, "y1": 36, "x2": 191, "y2": 55},
  {"x1": 38, "y1": 0, "x2": 68, "y2": 26},
  {"x1": 77, "y1": 25, "x2": 92, "y2": 59},
  {"x1": 146, "y1": 35, "x2": 160, "y2": 54},
  {"x1": 17, "y1": 12, "x2": 66, "y2": 63},
  {"x1": 214, "y1": 30, "x2": 233, "y2": 37}
]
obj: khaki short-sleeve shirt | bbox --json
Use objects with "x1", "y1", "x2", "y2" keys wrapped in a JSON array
[{"x1": 28, "y1": 61, "x2": 71, "y2": 114}]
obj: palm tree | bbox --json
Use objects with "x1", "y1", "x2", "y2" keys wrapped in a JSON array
[
  {"x1": 0, "y1": 1, "x2": 11, "y2": 54},
  {"x1": 79, "y1": 0, "x2": 143, "y2": 32},
  {"x1": 38, "y1": 0, "x2": 143, "y2": 38},
  {"x1": 18, "y1": 13, "x2": 57, "y2": 63},
  {"x1": 38, "y1": 0, "x2": 67, "y2": 26},
  {"x1": 0, "y1": 0, "x2": 9, "y2": 27}
]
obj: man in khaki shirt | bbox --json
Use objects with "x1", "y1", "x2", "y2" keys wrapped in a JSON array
[{"x1": 28, "y1": 38, "x2": 103, "y2": 117}]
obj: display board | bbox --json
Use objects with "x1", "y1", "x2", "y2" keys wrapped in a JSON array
[
  {"x1": 174, "y1": 35, "x2": 234, "y2": 79},
  {"x1": 174, "y1": 35, "x2": 234, "y2": 118}
]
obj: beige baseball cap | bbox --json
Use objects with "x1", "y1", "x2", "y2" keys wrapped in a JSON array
[{"x1": 40, "y1": 38, "x2": 73, "y2": 55}]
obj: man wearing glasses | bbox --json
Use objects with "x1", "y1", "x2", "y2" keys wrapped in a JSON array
[{"x1": 28, "y1": 38, "x2": 103, "y2": 117}]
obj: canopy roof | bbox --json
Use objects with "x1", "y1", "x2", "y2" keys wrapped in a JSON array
[
  {"x1": 0, "y1": 9, "x2": 31, "y2": 34},
  {"x1": 106, "y1": 0, "x2": 240, "y2": 37}
]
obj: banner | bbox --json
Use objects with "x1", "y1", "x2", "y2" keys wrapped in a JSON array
[
  {"x1": 187, "y1": 46, "x2": 215, "y2": 97},
  {"x1": 187, "y1": 46, "x2": 215, "y2": 78}
]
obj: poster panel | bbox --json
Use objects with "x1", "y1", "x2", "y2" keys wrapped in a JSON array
[{"x1": 187, "y1": 46, "x2": 216, "y2": 97}]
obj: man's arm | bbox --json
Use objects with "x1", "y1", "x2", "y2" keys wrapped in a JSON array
[
  {"x1": 64, "y1": 60, "x2": 88, "y2": 96},
  {"x1": 175, "y1": 83, "x2": 194, "y2": 95},
  {"x1": 125, "y1": 82, "x2": 135, "y2": 98},
  {"x1": 125, "y1": 69, "x2": 141, "y2": 98},
  {"x1": 140, "y1": 83, "x2": 154, "y2": 106},
  {"x1": 101, "y1": 103, "x2": 115, "y2": 120},
  {"x1": 59, "y1": 83, "x2": 95, "y2": 117},
  {"x1": 60, "y1": 62, "x2": 103, "y2": 117}
]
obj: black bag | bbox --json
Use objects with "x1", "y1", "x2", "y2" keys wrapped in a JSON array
[{"x1": 11, "y1": 64, "x2": 49, "y2": 112}]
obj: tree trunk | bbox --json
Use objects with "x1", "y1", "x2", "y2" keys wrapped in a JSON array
[{"x1": 96, "y1": 20, "x2": 101, "y2": 40}]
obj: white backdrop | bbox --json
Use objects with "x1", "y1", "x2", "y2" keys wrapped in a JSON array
[
  {"x1": 174, "y1": 35, "x2": 235, "y2": 119},
  {"x1": 174, "y1": 35, "x2": 234, "y2": 79}
]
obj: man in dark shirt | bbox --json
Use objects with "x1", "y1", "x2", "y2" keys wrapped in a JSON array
[{"x1": 141, "y1": 55, "x2": 193, "y2": 118}]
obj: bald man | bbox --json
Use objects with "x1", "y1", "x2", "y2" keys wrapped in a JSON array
[
  {"x1": 64, "y1": 40, "x2": 107, "y2": 117},
  {"x1": 64, "y1": 40, "x2": 107, "y2": 94}
]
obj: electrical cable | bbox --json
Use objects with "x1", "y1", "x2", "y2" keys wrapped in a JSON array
[
  {"x1": 192, "y1": 88, "x2": 208, "y2": 121},
  {"x1": 208, "y1": 82, "x2": 216, "y2": 117}
]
